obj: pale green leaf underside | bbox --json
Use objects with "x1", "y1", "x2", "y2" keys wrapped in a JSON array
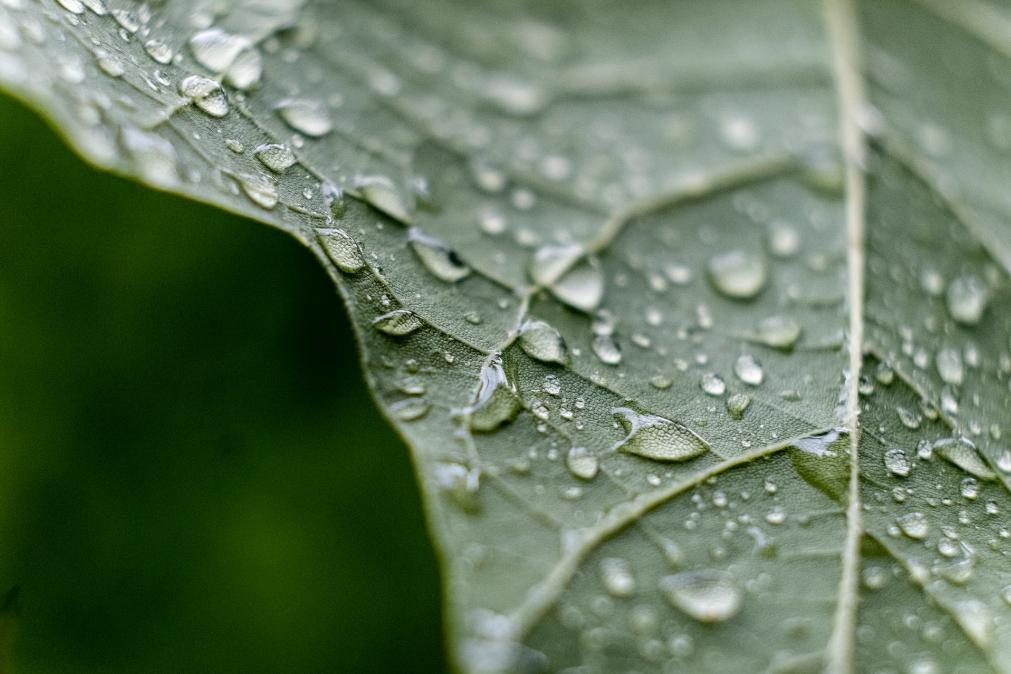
[{"x1": 2, "y1": 0, "x2": 1011, "y2": 672}]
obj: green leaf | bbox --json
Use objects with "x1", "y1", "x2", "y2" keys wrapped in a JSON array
[{"x1": 2, "y1": 0, "x2": 1011, "y2": 672}]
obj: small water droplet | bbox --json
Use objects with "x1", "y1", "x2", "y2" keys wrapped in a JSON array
[
  {"x1": 733, "y1": 354, "x2": 764, "y2": 386},
  {"x1": 276, "y1": 98, "x2": 333, "y2": 137},
  {"x1": 356, "y1": 175, "x2": 411, "y2": 222},
  {"x1": 946, "y1": 275, "x2": 989, "y2": 326},
  {"x1": 225, "y1": 47, "x2": 262, "y2": 90},
  {"x1": 611, "y1": 407, "x2": 709, "y2": 462},
  {"x1": 896, "y1": 511, "x2": 929, "y2": 540},
  {"x1": 178, "y1": 75, "x2": 229, "y2": 118},
  {"x1": 659, "y1": 570, "x2": 742, "y2": 623},
  {"x1": 726, "y1": 392, "x2": 751, "y2": 419},
  {"x1": 752, "y1": 316, "x2": 801, "y2": 350},
  {"x1": 143, "y1": 39, "x2": 173, "y2": 65},
  {"x1": 120, "y1": 126, "x2": 177, "y2": 187},
  {"x1": 315, "y1": 227, "x2": 365, "y2": 273},
  {"x1": 469, "y1": 355, "x2": 521, "y2": 432},
  {"x1": 767, "y1": 220, "x2": 801, "y2": 258},
  {"x1": 932, "y1": 437, "x2": 995, "y2": 480},
  {"x1": 254, "y1": 143, "x2": 296, "y2": 173},
  {"x1": 707, "y1": 250, "x2": 767, "y2": 299},
  {"x1": 56, "y1": 0, "x2": 84, "y2": 15},
  {"x1": 566, "y1": 446, "x2": 598, "y2": 480},
  {"x1": 518, "y1": 320, "x2": 568, "y2": 364},
  {"x1": 700, "y1": 372, "x2": 726, "y2": 397},
  {"x1": 94, "y1": 49, "x2": 124, "y2": 77},
  {"x1": 408, "y1": 228, "x2": 470, "y2": 282},
  {"x1": 236, "y1": 173, "x2": 278, "y2": 210},
  {"x1": 372, "y1": 309, "x2": 423, "y2": 336},
  {"x1": 599, "y1": 558, "x2": 636, "y2": 598},
  {"x1": 650, "y1": 374, "x2": 673, "y2": 390},
  {"x1": 895, "y1": 406, "x2": 921, "y2": 430},
  {"x1": 189, "y1": 28, "x2": 248, "y2": 73},
  {"x1": 883, "y1": 448, "x2": 911, "y2": 477},
  {"x1": 433, "y1": 462, "x2": 480, "y2": 512},
  {"x1": 935, "y1": 347, "x2": 964, "y2": 386},
  {"x1": 390, "y1": 397, "x2": 430, "y2": 421},
  {"x1": 592, "y1": 334, "x2": 622, "y2": 365}
]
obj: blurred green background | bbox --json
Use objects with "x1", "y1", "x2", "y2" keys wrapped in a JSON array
[{"x1": 0, "y1": 94, "x2": 447, "y2": 673}]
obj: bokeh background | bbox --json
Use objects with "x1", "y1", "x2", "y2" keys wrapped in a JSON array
[{"x1": 0, "y1": 93, "x2": 448, "y2": 673}]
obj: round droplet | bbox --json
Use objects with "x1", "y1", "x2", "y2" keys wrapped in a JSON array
[
  {"x1": 700, "y1": 372, "x2": 726, "y2": 397},
  {"x1": 707, "y1": 250, "x2": 767, "y2": 299},
  {"x1": 599, "y1": 558, "x2": 636, "y2": 598},
  {"x1": 178, "y1": 75, "x2": 229, "y2": 117},
  {"x1": 611, "y1": 407, "x2": 709, "y2": 462},
  {"x1": 883, "y1": 448, "x2": 910, "y2": 477},
  {"x1": 592, "y1": 334, "x2": 622, "y2": 366},
  {"x1": 946, "y1": 275, "x2": 989, "y2": 326},
  {"x1": 408, "y1": 228, "x2": 470, "y2": 282},
  {"x1": 566, "y1": 447, "x2": 598, "y2": 481},
  {"x1": 518, "y1": 320, "x2": 568, "y2": 365},
  {"x1": 733, "y1": 354, "x2": 764, "y2": 386},
  {"x1": 372, "y1": 309, "x2": 423, "y2": 336},
  {"x1": 896, "y1": 511, "x2": 929, "y2": 540},
  {"x1": 315, "y1": 227, "x2": 365, "y2": 274},
  {"x1": 276, "y1": 98, "x2": 333, "y2": 137},
  {"x1": 767, "y1": 221, "x2": 801, "y2": 258},
  {"x1": 935, "y1": 347, "x2": 964, "y2": 386},
  {"x1": 254, "y1": 143, "x2": 296, "y2": 173},
  {"x1": 237, "y1": 173, "x2": 278, "y2": 210},
  {"x1": 726, "y1": 392, "x2": 751, "y2": 419},
  {"x1": 659, "y1": 570, "x2": 742, "y2": 623},
  {"x1": 753, "y1": 316, "x2": 801, "y2": 350}
]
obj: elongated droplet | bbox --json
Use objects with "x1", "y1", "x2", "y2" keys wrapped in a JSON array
[
  {"x1": 189, "y1": 28, "x2": 249, "y2": 73},
  {"x1": 372, "y1": 309, "x2": 423, "y2": 336},
  {"x1": 592, "y1": 334, "x2": 621, "y2": 365},
  {"x1": 566, "y1": 446, "x2": 598, "y2": 480},
  {"x1": 935, "y1": 347, "x2": 964, "y2": 385},
  {"x1": 356, "y1": 175, "x2": 411, "y2": 222},
  {"x1": 933, "y1": 437, "x2": 995, "y2": 480},
  {"x1": 519, "y1": 320, "x2": 568, "y2": 364},
  {"x1": 707, "y1": 250, "x2": 767, "y2": 299},
  {"x1": 255, "y1": 143, "x2": 296, "y2": 173},
  {"x1": 552, "y1": 259, "x2": 603, "y2": 312},
  {"x1": 660, "y1": 570, "x2": 742, "y2": 623},
  {"x1": 469, "y1": 355, "x2": 521, "y2": 432},
  {"x1": 237, "y1": 173, "x2": 278, "y2": 210},
  {"x1": 952, "y1": 600, "x2": 993, "y2": 649},
  {"x1": 599, "y1": 558, "x2": 636, "y2": 598},
  {"x1": 883, "y1": 448, "x2": 910, "y2": 477},
  {"x1": 946, "y1": 274, "x2": 988, "y2": 326},
  {"x1": 276, "y1": 98, "x2": 332, "y2": 137},
  {"x1": 753, "y1": 316, "x2": 801, "y2": 350},
  {"x1": 611, "y1": 407, "x2": 709, "y2": 462},
  {"x1": 408, "y1": 228, "x2": 470, "y2": 282},
  {"x1": 179, "y1": 75, "x2": 229, "y2": 117},
  {"x1": 733, "y1": 353, "x2": 764, "y2": 386},
  {"x1": 700, "y1": 372, "x2": 726, "y2": 396},
  {"x1": 143, "y1": 39, "x2": 173, "y2": 65},
  {"x1": 225, "y1": 47, "x2": 262, "y2": 90},
  {"x1": 529, "y1": 243, "x2": 581, "y2": 286},
  {"x1": 390, "y1": 397, "x2": 429, "y2": 421},
  {"x1": 896, "y1": 511, "x2": 929, "y2": 540},
  {"x1": 315, "y1": 228, "x2": 364, "y2": 273}
]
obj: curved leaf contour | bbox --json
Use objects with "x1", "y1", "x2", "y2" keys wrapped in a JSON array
[{"x1": 2, "y1": 0, "x2": 1011, "y2": 672}]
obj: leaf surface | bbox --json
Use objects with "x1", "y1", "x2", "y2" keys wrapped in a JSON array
[{"x1": 2, "y1": 0, "x2": 1011, "y2": 671}]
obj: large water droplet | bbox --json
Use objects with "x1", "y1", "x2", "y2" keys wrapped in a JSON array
[
  {"x1": 566, "y1": 446, "x2": 598, "y2": 480},
  {"x1": 372, "y1": 309, "x2": 423, "y2": 336},
  {"x1": 254, "y1": 143, "x2": 296, "y2": 173},
  {"x1": 189, "y1": 28, "x2": 249, "y2": 73},
  {"x1": 591, "y1": 334, "x2": 622, "y2": 365},
  {"x1": 932, "y1": 437, "x2": 995, "y2": 480},
  {"x1": 611, "y1": 407, "x2": 709, "y2": 462},
  {"x1": 315, "y1": 227, "x2": 365, "y2": 274},
  {"x1": 733, "y1": 354, "x2": 764, "y2": 386},
  {"x1": 946, "y1": 274, "x2": 989, "y2": 326},
  {"x1": 707, "y1": 250, "x2": 767, "y2": 299},
  {"x1": 276, "y1": 98, "x2": 333, "y2": 137},
  {"x1": 469, "y1": 356, "x2": 521, "y2": 432},
  {"x1": 883, "y1": 447, "x2": 911, "y2": 477},
  {"x1": 408, "y1": 228, "x2": 470, "y2": 282},
  {"x1": 225, "y1": 47, "x2": 262, "y2": 90},
  {"x1": 529, "y1": 243, "x2": 580, "y2": 286},
  {"x1": 659, "y1": 570, "x2": 742, "y2": 623},
  {"x1": 599, "y1": 558, "x2": 636, "y2": 598},
  {"x1": 356, "y1": 175, "x2": 411, "y2": 222},
  {"x1": 752, "y1": 315, "x2": 801, "y2": 350},
  {"x1": 896, "y1": 511, "x2": 929, "y2": 540},
  {"x1": 178, "y1": 75, "x2": 228, "y2": 117},
  {"x1": 551, "y1": 259, "x2": 604, "y2": 313},
  {"x1": 700, "y1": 372, "x2": 726, "y2": 396},
  {"x1": 237, "y1": 173, "x2": 278, "y2": 210},
  {"x1": 518, "y1": 320, "x2": 568, "y2": 365}
]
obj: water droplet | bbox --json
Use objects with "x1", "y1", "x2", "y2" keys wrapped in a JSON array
[
  {"x1": 407, "y1": 228, "x2": 470, "y2": 282},
  {"x1": 946, "y1": 274, "x2": 989, "y2": 326},
  {"x1": 143, "y1": 39, "x2": 173, "y2": 65},
  {"x1": 659, "y1": 570, "x2": 742, "y2": 623},
  {"x1": 707, "y1": 250, "x2": 767, "y2": 299},
  {"x1": 935, "y1": 347, "x2": 964, "y2": 386},
  {"x1": 960, "y1": 477, "x2": 979, "y2": 500},
  {"x1": 178, "y1": 75, "x2": 229, "y2": 117},
  {"x1": 726, "y1": 392, "x2": 751, "y2": 419},
  {"x1": 559, "y1": 447, "x2": 596, "y2": 482},
  {"x1": 237, "y1": 173, "x2": 278, "y2": 210},
  {"x1": 952, "y1": 599, "x2": 992, "y2": 650},
  {"x1": 650, "y1": 374, "x2": 673, "y2": 390},
  {"x1": 56, "y1": 0, "x2": 84, "y2": 15},
  {"x1": 120, "y1": 126, "x2": 177, "y2": 187},
  {"x1": 700, "y1": 372, "x2": 726, "y2": 397},
  {"x1": 883, "y1": 448, "x2": 911, "y2": 477},
  {"x1": 322, "y1": 182, "x2": 346, "y2": 220},
  {"x1": 481, "y1": 75, "x2": 547, "y2": 116},
  {"x1": 895, "y1": 406, "x2": 921, "y2": 430},
  {"x1": 861, "y1": 566, "x2": 889, "y2": 590},
  {"x1": 518, "y1": 320, "x2": 567, "y2": 365},
  {"x1": 390, "y1": 397, "x2": 430, "y2": 421},
  {"x1": 372, "y1": 309, "x2": 423, "y2": 336},
  {"x1": 599, "y1": 558, "x2": 636, "y2": 598},
  {"x1": 752, "y1": 316, "x2": 801, "y2": 350},
  {"x1": 189, "y1": 28, "x2": 249, "y2": 73},
  {"x1": 315, "y1": 228, "x2": 365, "y2": 273},
  {"x1": 733, "y1": 354, "x2": 764, "y2": 386},
  {"x1": 611, "y1": 407, "x2": 709, "y2": 462},
  {"x1": 932, "y1": 437, "x2": 995, "y2": 480},
  {"x1": 767, "y1": 221, "x2": 801, "y2": 258},
  {"x1": 469, "y1": 356, "x2": 521, "y2": 432},
  {"x1": 896, "y1": 511, "x2": 929, "y2": 540},
  {"x1": 225, "y1": 47, "x2": 262, "y2": 90},
  {"x1": 433, "y1": 462, "x2": 480, "y2": 511},
  {"x1": 356, "y1": 175, "x2": 411, "y2": 222},
  {"x1": 254, "y1": 143, "x2": 296, "y2": 173},
  {"x1": 94, "y1": 49, "x2": 124, "y2": 77},
  {"x1": 276, "y1": 98, "x2": 332, "y2": 137},
  {"x1": 591, "y1": 334, "x2": 622, "y2": 365}
]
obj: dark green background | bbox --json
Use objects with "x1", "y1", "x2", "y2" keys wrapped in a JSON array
[{"x1": 0, "y1": 94, "x2": 447, "y2": 673}]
